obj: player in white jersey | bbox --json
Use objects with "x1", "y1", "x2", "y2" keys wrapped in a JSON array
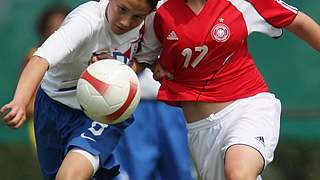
[
  {"x1": 134, "y1": 0, "x2": 320, "y2": 179},
  {"x1": 0, "y1": 0, "x2": 158, "y2": 179}
]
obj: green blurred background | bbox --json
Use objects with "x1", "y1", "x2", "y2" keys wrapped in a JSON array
[{"x1": 0, "y1": 0, "x2": 319, "y2": 179}]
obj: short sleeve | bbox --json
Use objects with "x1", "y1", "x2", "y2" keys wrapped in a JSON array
[
  {"x1": 133, "y1": 12, "x2": 162, "y2": 65},
  {"x1": 34, "y1": 3, "x2": 95, "y2": 67},
  {"x1": 248, "y1": 0, "x2": 298, "y2": 28}
]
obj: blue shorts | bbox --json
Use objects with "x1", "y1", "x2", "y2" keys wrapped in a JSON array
[
  {"x1": 34, "y1": 88, "x2": 133, "y2": 180},
  {"x1": 114, "y1": 100, "x2": 193, "y2": 180}
]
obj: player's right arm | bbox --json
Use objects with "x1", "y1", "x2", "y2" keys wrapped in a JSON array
[
  {"x1": 1, "y1": 3, "x2": 94, "y2": 129},
  {"x1": 0, "y1": 56, "x2": 49, "y2": 129},
  {"x1": 134, "y1": 12, "x2": 161, "y2": 65}
]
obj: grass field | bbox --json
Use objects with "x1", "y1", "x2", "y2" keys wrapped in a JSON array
[{"x1": 1, "y1": 140, "x2": 320, "y2": 180}]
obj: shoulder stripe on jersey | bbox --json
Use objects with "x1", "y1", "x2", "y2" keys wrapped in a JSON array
[
  {"x1": 228, "y1": 0, "x2": 282, "y2": 37},
  {"x1": 157, "y1": 0, "x2": 168, "y2": 8},
  {"x1": 275, "y1": 0, "x2": 298, "y2": 13}
]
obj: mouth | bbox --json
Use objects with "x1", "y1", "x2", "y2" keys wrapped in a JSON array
[{"x1": 115, "y1": 25, "x2": 127, "y2": 32}]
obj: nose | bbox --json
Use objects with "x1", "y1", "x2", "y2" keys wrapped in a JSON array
[{"x1": 119, "y1": 15, "x2": 132, "y2": 28}]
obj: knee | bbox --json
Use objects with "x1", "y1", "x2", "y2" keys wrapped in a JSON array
[{"x1": 225, "y1": 168, "x2": 258, "y2": 180}]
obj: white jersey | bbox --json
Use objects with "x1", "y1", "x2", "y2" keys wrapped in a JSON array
[{"x1": 34, "y1": 0, "x2": 142, "y2": 109}]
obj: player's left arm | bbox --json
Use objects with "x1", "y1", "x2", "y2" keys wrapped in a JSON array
[{"x1": 285, "y1": 11, "x2": 320, "y2": 52}]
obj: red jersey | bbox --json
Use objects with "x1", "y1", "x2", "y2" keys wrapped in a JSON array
[{"x1": 135, "y1": 0, "x2": 298, "y2": 105}]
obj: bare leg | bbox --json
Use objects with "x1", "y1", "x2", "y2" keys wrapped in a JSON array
[
  {"x1": 225, "y1": 144, "x2": 264, "y2": 180},
  {"x1": 56, "y1": 151, "x2": 95, "y2": 180}
]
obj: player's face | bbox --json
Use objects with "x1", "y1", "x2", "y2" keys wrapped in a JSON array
[{"x1": 107, "y1": 0, "x2": 151, "y2": 34}]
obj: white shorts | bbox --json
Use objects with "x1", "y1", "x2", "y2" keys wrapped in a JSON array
[{"x1": 187, "y1": 92, "x2": 281, "y2": 180}]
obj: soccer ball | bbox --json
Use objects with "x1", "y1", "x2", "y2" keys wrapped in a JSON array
[{"x1": 77, "y1": 59, "x2": 141, "y2": 124}]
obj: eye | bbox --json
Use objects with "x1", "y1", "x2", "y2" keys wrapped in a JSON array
[
  {"x1": 118, "y1": 6, "x2": 127, "y2": 13},
  {"x1": 133, "y1": 15, "x2": 145, "y2": 21}
]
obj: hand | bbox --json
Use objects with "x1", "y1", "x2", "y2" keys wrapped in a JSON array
[
  {"x1": 130, "y1": 59, "x2": 146, "y2": 74},
  {"x1": 89, "y1": 51, "x2": 113, "y2": 65},
  {"x1": 152, "y1": 63, "x2": 173, "y2": 81},
  {"x1": 0, "y1": 100, "x2": 27, "y2": 129}
]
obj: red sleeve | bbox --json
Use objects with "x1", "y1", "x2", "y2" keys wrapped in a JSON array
[{"x1": 248, "y1": 0, "x2": 298, "y2": 28}]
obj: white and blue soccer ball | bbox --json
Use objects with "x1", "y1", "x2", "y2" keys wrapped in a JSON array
[{"x1": 77, "y1": 59, "x2": 141, "y2": 124}]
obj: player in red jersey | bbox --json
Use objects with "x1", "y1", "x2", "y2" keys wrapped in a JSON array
[
  {"x1": 134, "y1": 0, "x2": 320, "y2": 179},
  {"x1": 1, "y1": 0, "x2": 158, "y2": 179}
]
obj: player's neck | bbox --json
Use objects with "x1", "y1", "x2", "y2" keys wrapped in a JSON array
[{"x1": 186, "y1": 0, "x2": 207, "y2": 15}]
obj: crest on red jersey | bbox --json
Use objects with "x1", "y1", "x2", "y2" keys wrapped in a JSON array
[{"x1": 211, "y1": 23, "x2": 230, "y2": 42}]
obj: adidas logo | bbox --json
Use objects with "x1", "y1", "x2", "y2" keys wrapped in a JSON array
[
  {"x1": 255, "y1": 136, "x2": 265, "y2": 146},
  {"x1": 166, "y1": 31, "x2": 179, "y2": 40}
]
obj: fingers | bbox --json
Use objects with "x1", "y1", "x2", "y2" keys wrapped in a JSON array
[
  {"x1": 153, "y1": 73, "x2": 161, "y2": 81},
  {"x1": 96, "y1": 53, "x2": 113, "y2": 60},
  {"x1": 2, "y1": 106, "x2": 15, "y2": 123},
  {"x1": 153, "y1": 71, "x2": 173, "y2": 81},
  {"x1": 89, "y1": 56, "x2": 99, "y2": 65},
  {"x1": 1, "y1": 104, "x2": 26, "y2": 129},
  {"x1": 0, "y1": 105, "x2": 11, "y2": 120},
  {"x1": 6, "y1": 111, "x2": 19, "y2": 126},
  {"x1": 152, "y1": 63, "x2": 174, "y2": 81},
  {"x1": 8, "y1": 111, "x2": 26, "y2": 129},
  {"x1": 0, "y1": 104, "x2": 9, "y2": 113},
  {"x1": 153, "y1": 64, "x2": 163, "y2": 81},
  {"x1": 153, "y1": 66, "x2": 163, "y2": 81},
  {"x1": 166, "y1": 72, "x2": 174, "y2": 80},
  {"x1": 89, "y1": 52, "x2": 114, "y2": 65}
]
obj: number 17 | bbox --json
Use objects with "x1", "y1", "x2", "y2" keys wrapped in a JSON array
[{"x1": 182, "y1": 45, "x2": 208, "y2": 68}]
